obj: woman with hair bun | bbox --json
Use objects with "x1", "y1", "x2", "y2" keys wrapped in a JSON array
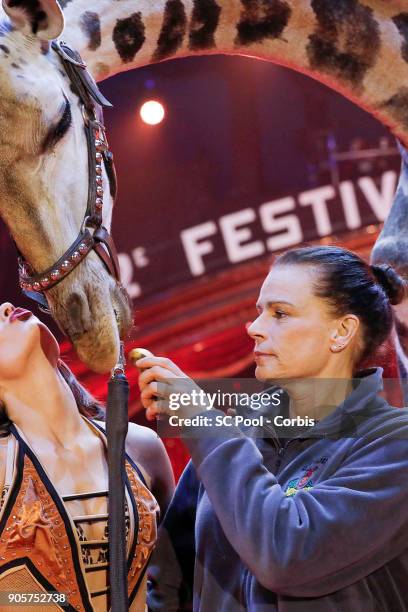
[
  {"x1": 0, "y1": 303, "x2": 174, "y2": 611},
  {"x1": 140, "y1": 245, "x2": 408, "y2": 611}
]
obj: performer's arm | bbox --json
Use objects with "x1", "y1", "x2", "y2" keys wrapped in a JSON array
[{"x1": 126, "y1": 423, "x2": 175, "y2": 517}]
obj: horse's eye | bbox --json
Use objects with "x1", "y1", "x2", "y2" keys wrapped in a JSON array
[
  {"x1": 41, "y1": 97, "x2": 72, "y2": 152},
  {"x1": 53, "y1": 98, "x2": 72, "y2": 140}
]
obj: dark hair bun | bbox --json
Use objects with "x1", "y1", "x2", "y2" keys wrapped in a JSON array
[{"x1": 370, "y1": 264, "x2": 407, "y2": 305}]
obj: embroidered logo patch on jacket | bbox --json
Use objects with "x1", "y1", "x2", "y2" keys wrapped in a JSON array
[{"x1": 284, "y1": 458, "x2": 328, "y2": 496}]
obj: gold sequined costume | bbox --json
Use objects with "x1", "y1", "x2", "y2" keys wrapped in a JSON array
[{"x1": 0, "y1": 417, "x2": 159, "y2": 611}]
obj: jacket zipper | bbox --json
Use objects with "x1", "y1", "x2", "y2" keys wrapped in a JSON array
[
  {"x1": 275, "y1": 436, "x2": 306, "y2": 479},
  {"x1": 242, "y1": 438, "x2": 299, "y2": 607}
]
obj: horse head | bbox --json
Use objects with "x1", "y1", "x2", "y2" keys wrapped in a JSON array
[{"x1": 0, "y1": 0, "x2": 132, "y2": 373}]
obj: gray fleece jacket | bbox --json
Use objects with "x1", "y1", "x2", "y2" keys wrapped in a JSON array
[{"x1": 148, "y1": 369, "x2": 408, "y2": 611}]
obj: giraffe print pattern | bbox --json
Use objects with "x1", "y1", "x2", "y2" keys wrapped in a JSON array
[
  {"x1": 69, "y1": 0, "x2": 408, "y2": 90},
  {"x1": 189, "y1": 0, "x2": 221, "y2": 50},
  {"x1": 79, "y1": 11, "x2": 101, "y2": 52},
  {"x1": 153, "y1": 0, "x2": 188, "y2": 62},
  {"x1": 235, "y1": 0, "x2": 291, "y2": 46},
  {"x1": 307, "y1": 0, "x2": 381, "y2": 88},
  {"x1": 380, "y1": 88, "x2": 408, "y2": 132},
  {"x1": 52, "y1": 1, "x2": 408, "y2": 141},
  {"x1": 113, "y1": 13, "x2": 146, "y2": 63},
  {"x1": 393, "y1": 13, "x2": 408, "y2": 64}
]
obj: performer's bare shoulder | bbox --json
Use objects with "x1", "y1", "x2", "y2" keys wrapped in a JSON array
[{"x1": 94, "y1": 420, "x2": 175, "y2": 517}]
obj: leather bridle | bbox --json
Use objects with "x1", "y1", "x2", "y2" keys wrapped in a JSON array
[
  {"x1": 15, "y1": 42, "x2": 132, "y2": 611},
  {"x1": 18, "y1": 40, "x2": 122, "y2": 313}
]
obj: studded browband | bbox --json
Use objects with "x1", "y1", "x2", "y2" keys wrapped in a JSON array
[{"x1": 18, "y1": 40, "x2": 121, "y2": 313}]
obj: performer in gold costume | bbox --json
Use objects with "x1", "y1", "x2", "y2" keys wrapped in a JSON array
[{"x1": 0, "y1": 302, "x2": 174, "y2": 611}]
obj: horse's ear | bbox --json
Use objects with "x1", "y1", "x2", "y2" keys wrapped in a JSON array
[{"x1": 2, "y1": 0, "x2": 64, "y2": 40}]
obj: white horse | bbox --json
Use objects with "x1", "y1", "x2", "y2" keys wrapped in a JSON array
[{"x1": 0, "y1": 0, "x2": 407, "y2": 372}]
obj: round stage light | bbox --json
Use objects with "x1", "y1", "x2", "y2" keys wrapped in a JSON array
[{"x1": 140, "y1": 100, "x2": 165, "y2": 125}]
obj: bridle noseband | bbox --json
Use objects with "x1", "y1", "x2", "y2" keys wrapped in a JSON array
[{"x1": 18, "y1": 40, "x2": 121, "y2": 313}]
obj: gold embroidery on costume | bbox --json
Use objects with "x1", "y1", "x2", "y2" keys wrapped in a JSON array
[
  {"x1": 75, "y1": 500, "x2": 130, "y2": 567},
  {"x1": 0, "y1": 456, "x2": 84, "y2": 611},
  {"x1": 0, "y1": 438, "x2": 159, "y2": 611},
  {"x1": 8, "y1": 477, "x2": 61, "y2": 568},
  {"x1": 125, "y1": 461, "x2": 159, "y2": 596}
]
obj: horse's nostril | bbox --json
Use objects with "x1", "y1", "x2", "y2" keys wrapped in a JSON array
[
  {"x1": 111, "y1": 284, "x2": 133, "y2": 339},
  {"x1": 66, "y1": 292, "x2": 90, "y2": 335}
]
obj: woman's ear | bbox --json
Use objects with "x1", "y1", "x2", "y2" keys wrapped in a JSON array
[
  {"x1": 330, "y1": 315, "x2": 360, "y2": 352},
  {"x1": 2, "y1": 0, "x2": 64, "y2": 40}
]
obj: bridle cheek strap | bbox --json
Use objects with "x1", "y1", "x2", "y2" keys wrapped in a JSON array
[{"x1": 94, "y1": 227, "x2": 121, "y2": 282}]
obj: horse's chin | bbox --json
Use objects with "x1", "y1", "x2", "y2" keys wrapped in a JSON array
[
  {"x1": 66, "y1": 288, "x2": 133, "y2": 373},
  {"x1": 46, "y1": 257, "x2": 133, "y2": 373},
  {"x1": 73, "y1": 317, "x2": 121, "y2": 373}
]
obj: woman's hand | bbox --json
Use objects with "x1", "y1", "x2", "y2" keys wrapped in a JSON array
[{"x1": 136, "y1": 356, "x2": 208, "y2": 421}]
